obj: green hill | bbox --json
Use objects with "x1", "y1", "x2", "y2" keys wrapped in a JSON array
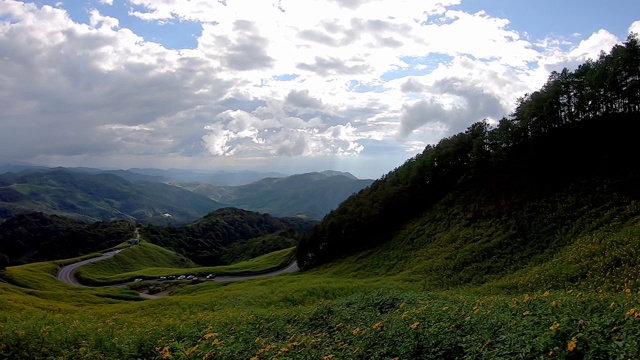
[
  {"x1": 75, "y1": 241, "x2": 196, "y2": 284},
  {"x1": 0, "y1": 168, "x2": 226, "y2": 224},
  {"x1": 0, "y1": 212, "x2": 135, "y2": 265},
  {"x1": 298, "y1": 34, "x2": 640, "y2": 276},
  {"x1": 174, "y1": 171, "x2": 374, "y2": 219},
  {"x1": 141, "y1": 207, "x2": 316, "y2": 266}
]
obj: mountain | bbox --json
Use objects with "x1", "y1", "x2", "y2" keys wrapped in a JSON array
[
  {"x1": 0, "y1": 168, "x2": 226, "y2": 224},
  {"x1": 0, "y1": 207, "x2": 315, "y2": 266},
  {"x1": 173, "y1": 171, "x2": 374, "y2": 219},
  {"x1": 140, "y1": 207, "x2": 317, "y2": 265},
  {"x1": 126, "y1": 168, "x2": 287, "y2": 185},
  {"x1": 297, "y1": 33, "x2": 640, "y2": 290},
  {"x1": 0, "y1": 212, "x2": 136, "y2": 265}
]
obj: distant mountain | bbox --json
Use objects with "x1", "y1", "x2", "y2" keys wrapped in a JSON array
[
  {"x1": 1, "y1": 165, "x2": 289, "y2": 186},
  {"x1": 126, "y1": 168, "x2": 287, "y2": 185},
  {"x1": 0, "y1": 168, "x2": 226, "y2": 224},
  {"x1": 174, "y1": 171, "x2": 374, "y2": 220}
]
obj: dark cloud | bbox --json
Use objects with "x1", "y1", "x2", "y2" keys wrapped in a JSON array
[
  {"x1": 376, "y1": 36, "x2": 403, "y2": 48},
  {"x1": 0, "y1": 9, "x2": 234, "y2": 164},
  {"x1": 401, "y1": 78, "x2": 425, "y2": 93},
  {"x1": 327, "y1": 0, "x2": 371, "y2": 10},
  {"x1": 222, "y1": 21, "x2": 274, "y2": 70},
  {"x1": 299, "y1": 29, "x2": 338, "y2": 46},
  {"x1": 398, "y1": 77, "x2": 506, "y2": 138},
  {"x1": 296, "y1": 56, "x2": 370, "y2": 76},
  {"x1": 285, "y1": 90, "x2": 324, "y2": 109},
  {"x1": 299, "y1": 21, "x2": 359, "y2": 47}
]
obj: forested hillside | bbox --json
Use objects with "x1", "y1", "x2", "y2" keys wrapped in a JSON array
[
  {"x1": 0, "y1": 212, "x2": 135, "y2": 265},
  {"x1": 141, "y1": 207, "x2": 316, "y2": 266},
  {"x1": 0, "y1": 168, "x2": 226, "y2": 224},
  {"x1": 0, "y1": 207, "x2": 314, "y2": 267},
  {"x1": 298, "y1": 34, "x2": 640, "y2": 270}
]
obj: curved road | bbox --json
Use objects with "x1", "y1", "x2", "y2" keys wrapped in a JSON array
[
  {"x1": 57, "y1": 251, "x2": 119, "y2": 287},
  {"x1": 57, "y1": 250, "x2": 299, "y2": 287}
]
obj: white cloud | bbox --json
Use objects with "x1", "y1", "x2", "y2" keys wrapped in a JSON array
[
  {"x1": 630, "y1": 21, "x2": 640, "y2": 37},
  {"x1": 0, "y1": 0, "x2": 634, "y2": 178}
]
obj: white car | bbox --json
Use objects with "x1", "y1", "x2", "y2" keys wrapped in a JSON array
[{"x1": 134, "y1": 278, "x2": 143, "y2": 282}]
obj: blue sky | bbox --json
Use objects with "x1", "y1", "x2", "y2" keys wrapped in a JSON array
[{"x1": 1, "y1": 1, "x2": 639, "y2": 179}]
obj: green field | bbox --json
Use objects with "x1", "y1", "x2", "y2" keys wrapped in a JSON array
[{"x1": 2, "y1": 220, "x2": 640, "y2": 359}]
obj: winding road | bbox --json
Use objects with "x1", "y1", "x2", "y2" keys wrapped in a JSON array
[
  {"x1": 56, "y1": 250, "x2": 299, "y2": 288},
  {"x1": 57, "y1": 251, "x2": 120, "y2": 287}
]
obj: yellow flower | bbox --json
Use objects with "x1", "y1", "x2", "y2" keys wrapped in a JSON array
[
  {"x1": 610, "y1": 302, "x2": 616, "y2": 309},
  {"x1": 352, "y1": 328, "x2": 361, "y2": 335},
  {"x1": 401, "y1": 311, "x2": 409, "y2": 319},
  {"x1": 372, "y1": 322, "x2": 383, "y2": 331},
  {"x1": 323, "y1": 355, "x2": 335, "y2": 360},
  {"x1": 203, "y1": 333, "x2": 219, "y2": 340},
  {"x1": 549, "y1": 323, "x2": 560, "y2": 332},
  {"x1": 211, "y1": 338, "x2": 224, "y2": 346},
  {"x1": 522, "y1": 311, "x2": 532, "y2": 316},
  {"x1": 625, "y1": 288, "x2": 632, "y2": 295},
  {"x1": 611, "y1": 326, "x2": 620, "y2": 333},
  {"x1": 410, "y1": 322, "x2": 420, "y2": 330},
  {"x1": 523, "y1": 294, "x2": 531, "y2": 302},
  {"x1": 542, "y1": 291, "x2": 551, "y2": 297},
  {"x1": 279, "y1": 347, "x2": 289, "y2": 354},
  {"x1": 567, "y1": 337, "x2": 578, "y2": 352},
  {"x1": 160, "y1": 346, "x2": 172, "y2": 359},
  {"x1": 626, "y1": 308, "x2": 636, "y2": 317}
]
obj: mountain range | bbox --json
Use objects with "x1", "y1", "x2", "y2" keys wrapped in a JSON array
[{"x1": 0, "y1": 167, "x2": 372, "y2": 223}]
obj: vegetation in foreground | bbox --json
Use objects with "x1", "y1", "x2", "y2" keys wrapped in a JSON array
[{"x1": 2, "y1": 255, "x2": 640, "y2": 359}]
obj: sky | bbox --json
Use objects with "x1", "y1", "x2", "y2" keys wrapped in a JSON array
[{"x1": 1, "y1": 1, "x2": 639, "y2": 179}]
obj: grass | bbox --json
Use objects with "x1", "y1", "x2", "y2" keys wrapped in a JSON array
[
  {"x1": 2, "y1": 272, "x2": 640, "y2": 359},
  {"x1": 75, "y1": 243, "x2": 295, "y2": 285},
  {"x1": 3, "y1": 193, "x2": 640, "y2": 358}
]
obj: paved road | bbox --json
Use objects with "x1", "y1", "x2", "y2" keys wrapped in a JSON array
[
  {"x1": 56, "y1": 251, "x2": 119, "y2": 287},
  {"x1": 213, "y1": 261, "x2": 299, "y2": 282},
  {"x1": 57, "y1": 250, "x2": 299, "y2": 287}
]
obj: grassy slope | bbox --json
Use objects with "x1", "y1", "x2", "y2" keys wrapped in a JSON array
[
  {"x1": 75, "y1": 241, "x2": 196, "y2": 284},
  {"x1": 76, "y1": 244, "x2": 295, "y2": 285},
  {"x1": 3, "y1": 193, "x2": 640, "y2": 358}
]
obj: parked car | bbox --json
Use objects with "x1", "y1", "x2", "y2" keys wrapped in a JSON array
[
  {"x1": 206, "y1": 274, "x2": 216, "y2": 279},
  {"x1": 177, "y1": 275, "x2": 186, "y2": 280},
  {"x1": 134, "y1": 278, "x2": 143, "y2": 282}
]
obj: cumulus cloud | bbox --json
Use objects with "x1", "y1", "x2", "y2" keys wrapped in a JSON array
[
  {"x1": 285, "y1": 90, "x2": 324, "y2": 110},
  {"x1": 0, "y1": 0, "x2": 635, "y2": 178},
  {"x1": 398, "y1": 77, "x2": 506, "y2": 139},
  {"x1": 629, "y1": 21, "x2": 640, "y2": 37}
]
